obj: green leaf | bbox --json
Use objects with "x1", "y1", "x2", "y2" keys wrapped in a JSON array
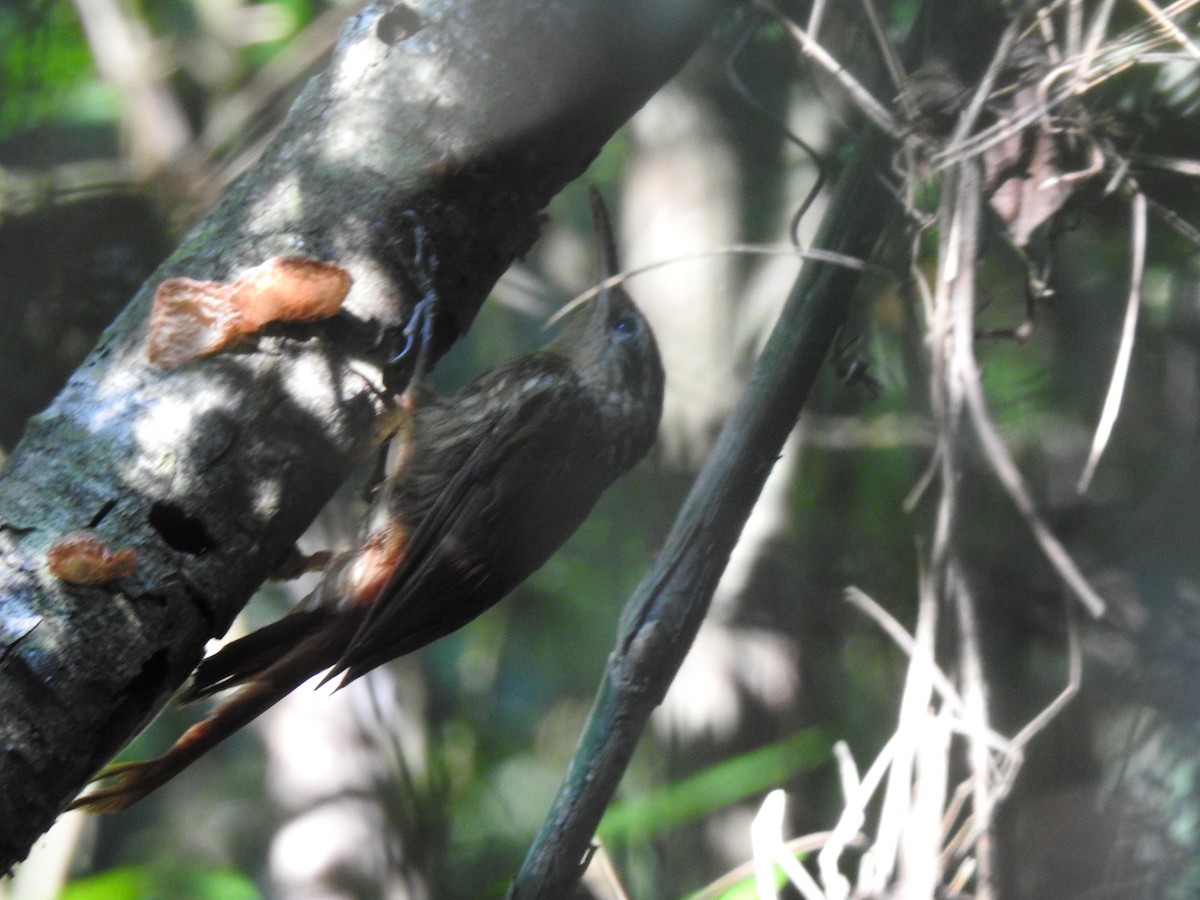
[
  {"x1": 63, "y1": 865, "x2": 261, "y2": 900},
  {"x1": 598, "y1": 728, "x2": 831, "y2": 842}
]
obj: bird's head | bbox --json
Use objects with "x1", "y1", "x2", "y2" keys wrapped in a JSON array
[{"x1": 550, "y1": 189, "x2": 664, "y2": 469}]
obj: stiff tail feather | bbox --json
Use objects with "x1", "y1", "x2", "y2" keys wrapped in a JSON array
[
  {"x1": 71, "y1": 614, "x2": 357, "y2": 813},
  {"x1": 182, "y1": 607, "x2": 334, "y2": 702}
]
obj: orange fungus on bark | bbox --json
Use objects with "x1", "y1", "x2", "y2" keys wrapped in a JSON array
[
  {"x1": 148, "y1": 257, "x2": 352, "y2": 367},
  {"x1": 47, "y1": 530, "x2": 138, "y2": 584}
]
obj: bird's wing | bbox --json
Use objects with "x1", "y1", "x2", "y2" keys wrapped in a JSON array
[{"x1": 327, "y1": 370, "x2": 584, "y2": 685}]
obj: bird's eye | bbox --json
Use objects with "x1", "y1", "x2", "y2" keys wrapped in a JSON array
[{"x1": 613, "y1": 315, "x2": 637, "y2": 335}]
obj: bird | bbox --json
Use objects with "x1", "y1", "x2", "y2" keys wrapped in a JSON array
[{"x1": 71, "y1": 189, "x2": 665, "y2": 812}]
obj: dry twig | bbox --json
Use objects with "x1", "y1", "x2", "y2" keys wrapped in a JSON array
[{"x1": 1077, "y1": 191, "x2": 1147, "y2": 492}]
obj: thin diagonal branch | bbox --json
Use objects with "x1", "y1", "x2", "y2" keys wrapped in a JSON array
[
  {"x1": 511, "y1": 126, "x2": 896, "y2": 899},
  {"x1": 757, "y1": 0, "x2": 901, "y2": 137}
]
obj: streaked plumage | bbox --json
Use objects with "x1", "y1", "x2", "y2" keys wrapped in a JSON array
[{"x1": 72, "y1": 191, "x2": 664, "y2": 812}]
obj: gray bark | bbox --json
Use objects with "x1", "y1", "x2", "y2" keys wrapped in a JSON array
[{"x1": 0, "y1": 0, "x2": 729, "y2": 870}]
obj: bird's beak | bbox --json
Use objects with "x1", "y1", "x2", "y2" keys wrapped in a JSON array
[{"x1": 588, "y1": 187, "x2": 621, "y2": 322}]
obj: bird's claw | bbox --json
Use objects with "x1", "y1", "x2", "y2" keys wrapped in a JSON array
[{"x1": 385, "y1": 212, "x2": 440, "y2": 399}]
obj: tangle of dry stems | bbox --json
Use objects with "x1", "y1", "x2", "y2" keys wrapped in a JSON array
[{"x1": 691, "y1": 1, "x2": 1200, "y2": 898}]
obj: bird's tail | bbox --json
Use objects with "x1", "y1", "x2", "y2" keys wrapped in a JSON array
[
  {"x1": 71, "y1": 612, "x2": 357, "y2": 813},
  {"x1": 182, "y1": 606, "x2": 334, "y2": 701}
]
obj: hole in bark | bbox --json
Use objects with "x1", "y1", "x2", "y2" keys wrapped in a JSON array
[
  {"x1": 148, "y1": 502, "x2": 216, "y2": 556},
  {"x1": 377, "y1": 4, "x2": 421, "y2": 44},
  {"x1": 125, "y1": 648, "x2": 170, "y2": 704}
]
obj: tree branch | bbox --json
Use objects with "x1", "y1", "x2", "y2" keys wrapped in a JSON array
[
  {"x1": 0, "y1": 0, "x2": 729, "y2": 870},
  {"x1": 512, "y1": 127, "x2": 896, "y2": 898}
]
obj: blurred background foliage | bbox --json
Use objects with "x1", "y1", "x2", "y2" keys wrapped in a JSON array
[{"x1": 2, "y1": 0, "x2": 1200, "y2": 898}]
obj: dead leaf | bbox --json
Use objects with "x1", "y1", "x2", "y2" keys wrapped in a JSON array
[{"x1": 985, "y1": 85, "x2": 1098, "y2": 246}]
